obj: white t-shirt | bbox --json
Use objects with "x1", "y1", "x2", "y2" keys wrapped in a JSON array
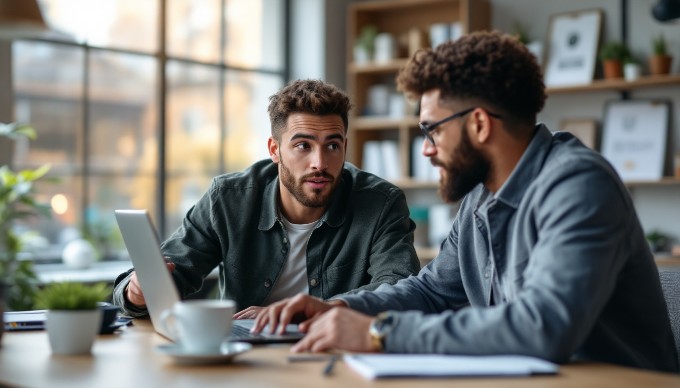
[{"x1": 263, "y1": 215, "x2": 317, "y2": 305}]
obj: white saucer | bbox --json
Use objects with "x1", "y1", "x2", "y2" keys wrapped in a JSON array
[{"x1": 155, "y1": 342, "x2": 252, "y2": 365}]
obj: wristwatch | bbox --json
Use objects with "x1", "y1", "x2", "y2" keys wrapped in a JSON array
[{"x1": 369, "y1": 312, "x2": 395, "y2": 352}]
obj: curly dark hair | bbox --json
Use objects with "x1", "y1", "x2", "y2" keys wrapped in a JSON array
[
  {"x1": 397, "y1": 30, "x2": 546, "y2": 133},
  {"x1": 268, "y1": 79, "x2": 352, "y2": 141}
]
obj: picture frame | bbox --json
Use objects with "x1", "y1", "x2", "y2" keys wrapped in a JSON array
[
  {"x1": 544, "y1": 9, "x2": 603, "y2": 87},
  {"x1": 560, "y1": 118, "x2": 599, "y2": 150},
  {"x1": 600, "y1": 100, "x2": 671, "y2": 181}
]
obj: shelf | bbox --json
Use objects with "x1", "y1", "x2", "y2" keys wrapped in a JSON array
[
  {"x1": 353, "y1": 116, "x2": 418, "y2": 130},
  {"x1": 348, "y1": 59, "x2": 410, "y2": 74},
  {"x1": 655, "y1": 256, "x2": 680, "y2": 267},
  {"x1": 546, "y1": 73, "x2": 680, "y2": 95},
  {"x1": 393, "y1": 178, "x2": 439, "y2": 189},
  {"x1": 625, "y1": 177, "x2": 680, "y2": 188}
]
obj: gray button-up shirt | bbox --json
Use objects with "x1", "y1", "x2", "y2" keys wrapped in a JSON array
[
  {"x1": 340, "y1": 125, "x2": 679, "y2": 373},
  {"x1": 114, "y1": 160, "x2": 420, "y2": 314}
]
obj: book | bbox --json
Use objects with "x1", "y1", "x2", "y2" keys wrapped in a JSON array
[{"x1": 343, "y1": 354, "x2": 559, "y2": 380}]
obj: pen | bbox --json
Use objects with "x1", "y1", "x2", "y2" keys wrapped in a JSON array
[
  {"x1": 287, "y1": 354, "x2": 331, "y2": 363},
  {"x1": 323, "y1": 355, "x2": 338, "y2": 376}
]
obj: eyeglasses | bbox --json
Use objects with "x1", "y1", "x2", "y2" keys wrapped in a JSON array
[{"x1": 419, "y1": 107, "x2": 502, "y2": 146}]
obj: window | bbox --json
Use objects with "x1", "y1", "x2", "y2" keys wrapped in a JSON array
[{"x1": 10, "y1": 0, "x2": 286, "y2": 262}]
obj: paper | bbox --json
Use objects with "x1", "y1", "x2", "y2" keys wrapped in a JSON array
[{"x1": 343, "y1": 354, "x2": 559, "y2": 380}]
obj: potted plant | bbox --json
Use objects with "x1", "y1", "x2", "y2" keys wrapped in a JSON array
[
  {"x1": 35, "y1": 282, "x2": 110, "y2": 355},
  {"x1": 623, "y1": 55, "x2": 642, "y2": 81},
  {"x1": 649, "y1": 34, "x2": 673, "y2": 76},
  {"x1": 646, "y1": 230, "x2": 669, "y2": 253},
  {"x1": 599, "y1": 41, "x2": 630, "y2": 79},
  {"x1": 0, "y1": 122, "x2": 51, "y2": 343},
  {"x1": 354, "y1": 24, "x2": 378, "y2": 64}
]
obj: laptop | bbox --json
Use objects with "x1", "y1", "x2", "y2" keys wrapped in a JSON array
[{"x1": 114, "y1": 209, "x2": 304, "y2": 344}]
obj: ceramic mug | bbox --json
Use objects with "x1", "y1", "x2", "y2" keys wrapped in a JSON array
[{"x1": 160, "y1": 300, "x2": 235, "y2": 354}]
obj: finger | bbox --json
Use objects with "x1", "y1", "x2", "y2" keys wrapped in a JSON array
[{"x1": 298, "y1": 311, "x2": 323, "y2": 332}]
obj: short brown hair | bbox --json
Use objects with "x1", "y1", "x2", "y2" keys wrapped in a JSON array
[
  {"x1": 397, "y1": 31, "x2": 546, "y2": 131},
  {"x1": 267, "y1": 79, "x2": 352, "y2": 141}
]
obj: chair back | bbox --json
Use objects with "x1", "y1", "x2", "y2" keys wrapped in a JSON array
[{"x1": 658, "y1": 266, "x2": 680, "y2": 371}]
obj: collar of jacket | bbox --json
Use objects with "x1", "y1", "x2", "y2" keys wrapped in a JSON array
[{"x1": 258, "y1": 168, "x2": 348, "y2": 231}]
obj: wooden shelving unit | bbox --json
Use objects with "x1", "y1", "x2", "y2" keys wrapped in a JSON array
[{"x1": 346, "y1": 0, "x2": 491, "y2": 173}]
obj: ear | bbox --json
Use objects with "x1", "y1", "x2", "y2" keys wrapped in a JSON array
[
  {"x1": 268, "y1": 137, "x2": 281, "y2": 164},
  {"x1": 470, "y1": 108, "x2": 493, "y2": 144}
]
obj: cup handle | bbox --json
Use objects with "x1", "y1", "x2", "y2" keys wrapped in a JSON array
[{"x1": 159, "y1": 309, "x2": 179, "y2": 340}]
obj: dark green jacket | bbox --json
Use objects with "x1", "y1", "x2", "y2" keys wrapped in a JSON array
[{"x1": 114, "y1": 159, "x2": 419, "y2": 313}]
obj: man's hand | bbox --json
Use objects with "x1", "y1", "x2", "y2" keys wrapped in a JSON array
[
  {"x1": 233, "y1": 306, "x2": 263, "y2": 320},
  {"x1": 125, "y1": 262, "x2": 175, "y2": 307},
  {"x1": 291, "y1": 307, "x2": 376, "y2": 353},
  {"x1": 252, "y1": 294, "x2": 346, "y2": 335}
]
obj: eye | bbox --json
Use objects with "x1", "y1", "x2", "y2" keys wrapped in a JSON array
[
  {"x1": 294, "y1": 142, "x2": 310, "y2": 150},
  {"x1": 327, "y1": 143, "x2": 341, "y2": 151}
]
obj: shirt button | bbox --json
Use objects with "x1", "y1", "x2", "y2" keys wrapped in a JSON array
[
  {"x1": 484, "y1": 272, "x2": 490, "y2": 279},
  {"x1": 310, "y1": 278, "x2": 318, "y2": 287},
  {"x1": 264, "y1": 279, "x2": 272, "y2": 288},
  {"x1": 283, "y1": 237, "x2": 288, "y2": 244},
  {"x1": 281, "y1": 248, "x2": 287, "y2": 254}
]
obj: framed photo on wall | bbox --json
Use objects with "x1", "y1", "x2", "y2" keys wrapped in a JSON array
[
  {"x1": 544, "y1": 9, "x2": 602, "y2": 87},
  {"x1": 560, "y1": 118, "x2": 599, "y2": 150},
  {"x1": 601, "y1": 100, "x2": 670, "y2": 181}
]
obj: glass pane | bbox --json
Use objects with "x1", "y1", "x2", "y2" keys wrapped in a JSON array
[
  {"x1": 87, "y1": 175, "x2": 157, "y2": 259},
  {"x1": 38, "y1": 0, "x2": 159, "y2": 52},
  {"x1": 166, "y1": 61, "x2": 221, "y2": 232},
  {"x1": 225, "y1": 0, "x2": 284, "y2": 70},
  {"x1": 88, "y1": 51, "x2": 158, "y2": 175},
  {"x1": 12, "y1": 42, "x2": 84, "y2": 171},
  {"x1": 167, "y1": 0, "x2": 221, "y2": 62},
  {"x1": 224, "y1": 70, "x2": 282, "y2": 172}
]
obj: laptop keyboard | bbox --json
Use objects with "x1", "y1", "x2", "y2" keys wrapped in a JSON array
[{"x1": 231, "y1": 324, "x2": 261, "y2": 339}]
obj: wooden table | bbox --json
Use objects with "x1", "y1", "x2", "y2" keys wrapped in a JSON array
[{"x1": 1, "y1": 320, "x2": 679, "y2": 387}]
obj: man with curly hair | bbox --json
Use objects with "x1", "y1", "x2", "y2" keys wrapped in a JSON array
[
  {"x1": 112, "y1": 79, "x2": 420, "y2": 319},
  {"x1": 253, "y1": 32, "x2": 678, "y2": 373}
]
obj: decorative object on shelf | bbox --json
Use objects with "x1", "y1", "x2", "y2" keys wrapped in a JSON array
[
  {"x1": 646, "y1": 230, "x2": 670, "y2": 253},
  {"x1": 62, "y1": 238, "x2": 99, "y2": 269},
  {"x1": 35, "y1": 282, "x2": 110, "y2": 355},
  {"x1": 0, "y1": 122, "x2": 50, "y2": 314},
  {"x1": 623, "y1": 56, "x2": 642, "y2": 82},
  {"x1": 407, "y1": 27, "x2": 426, "y2": 57},
  {"x1": 374, "y1": 32, "x2": 396, "y2": 63},
  {"x1": 675, "y1": 153, "x2": 680, "y2": 178},
  {"x1": 599, "y1": 41, "x2": 630, "y2": 79},
  {"x1": 544, "y1": 9, "x2": 602, "y2": 87},
  {"x1": 649, "y1": 34, "x2": 673, "y2": 76},
  {"x1": 513, "y1": 21, "x2": 543, "y2": 66},
  {"x1": 560, "y1": 118, "x2": 599, "y2": 150},
  {"x1": 354, "y1": 24, "x2": 378, "y2": 64},
  {"x1": 601, "y1": 100, "x2": 670, "y2": 181}
]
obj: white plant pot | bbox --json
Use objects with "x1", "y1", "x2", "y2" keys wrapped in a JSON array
[
  {"x1": 624, "y1": 63, "x2": 642, "y2": 81},
  {"x1": 46, "y1": 309, "x2": 102, "y2": 355}
]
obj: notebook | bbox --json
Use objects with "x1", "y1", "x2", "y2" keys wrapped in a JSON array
[{"x1": 114, "y1": 209, "x2": 304, "y2": 344}]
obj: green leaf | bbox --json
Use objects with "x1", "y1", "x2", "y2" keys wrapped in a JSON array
[{"x1": 0, "y1": 123, "x2": 37, "y2": 140}]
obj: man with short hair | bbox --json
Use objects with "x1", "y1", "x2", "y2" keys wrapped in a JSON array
[
  {"x1": 253, "y1": 32, "x2": 679, "y2": 373},
  {"x1": 113, "y1": 79, "x2": 420, "y2": 319}
]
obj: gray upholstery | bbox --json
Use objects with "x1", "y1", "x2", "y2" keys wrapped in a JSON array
[{"x1": 658, "y1": 267, "x2": 680, "y2": 371}]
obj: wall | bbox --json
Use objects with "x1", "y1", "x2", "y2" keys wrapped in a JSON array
[{"x1": 0, "y1": 41, "x2": 13, "y2": 165}]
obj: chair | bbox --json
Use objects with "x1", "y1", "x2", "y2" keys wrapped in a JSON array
[{"x1": 658, "y1": 267, "x2": 680, "y2": 370}]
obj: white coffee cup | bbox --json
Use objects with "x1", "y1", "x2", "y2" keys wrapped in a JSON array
[{"x1": 159, "y1": 300, "x2": 235, "y2": 354}]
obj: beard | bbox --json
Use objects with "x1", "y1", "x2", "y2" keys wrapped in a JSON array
[
  {"x1": 279, "y1": 155, "x2": 338, "y2": 208},
  {"x1": 433, "y1": 126, "x2": 491, "y2": 203}
]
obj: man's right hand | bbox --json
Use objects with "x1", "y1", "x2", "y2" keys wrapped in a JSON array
[
  {"x1": 125, "y1": 262, "x2": 175, "y2": 307},
  {"x1": 251, "y1": 293, "x2": 346, "y2": 335}
]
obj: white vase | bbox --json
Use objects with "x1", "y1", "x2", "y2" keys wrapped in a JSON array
[
  {"x1": 62, "y1": 239, "x2": 97, "y2": 269},
  {"x1": 46, "y1": 309, "x2": 102, "y2": 355}
]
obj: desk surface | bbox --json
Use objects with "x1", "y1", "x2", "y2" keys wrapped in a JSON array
[{"x1": 1, "y1": 320, "x2": 678, "y2": 388}]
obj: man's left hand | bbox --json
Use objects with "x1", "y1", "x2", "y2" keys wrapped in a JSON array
[
  {"x1": 233, "y1": 306, "x2": 263, "y2": 320},
  {"x1": 291, "y1": 307, "x2": 377, "y2": 353}
]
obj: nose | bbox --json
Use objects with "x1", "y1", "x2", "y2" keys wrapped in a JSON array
[
  {"x1": 310, "y1": 148, "x2": 328, "y2": 171},
  {"x1": 422, "y1": 137, "x2": 436, "y2": 157}
]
